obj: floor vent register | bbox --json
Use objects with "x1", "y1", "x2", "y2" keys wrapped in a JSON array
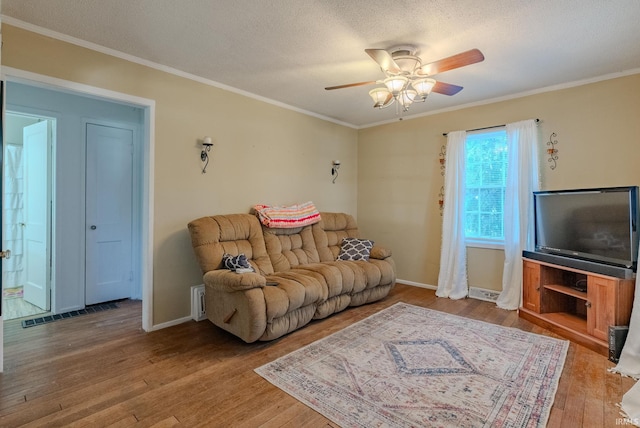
[{"x1": 21, "y1": 302, "x2": 120, "y2": 328}]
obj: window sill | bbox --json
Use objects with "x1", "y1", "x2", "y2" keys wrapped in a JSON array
[{"x1": 465, "y1": 239, "x2": 505, "y2": 250}]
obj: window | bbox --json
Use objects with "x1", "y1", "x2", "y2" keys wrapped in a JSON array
[{"x1": 464, "y1": 128, "x2": 508, "y2": 248}]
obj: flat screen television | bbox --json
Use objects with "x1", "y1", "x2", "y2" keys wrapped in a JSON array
[{"x1": 533, "y1": 186, "x2": 639, "y2": 272}]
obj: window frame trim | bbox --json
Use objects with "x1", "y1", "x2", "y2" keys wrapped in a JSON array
[{"x1": 465, "y1": 237, "x2": 505, "y2": 250}]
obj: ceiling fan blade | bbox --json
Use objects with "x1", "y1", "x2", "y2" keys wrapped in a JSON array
[
  {"x1": 419, "y1": 48, "x2": 485, "y2": 76},
  {"x1": 432, "y1": 81, "x2": 464, "y2": 96},
  {"x1": 325, "y1": 81, "x2": 377, "y2": 90},
  {"x1": 365, "y1": 49, "x2": 401, "y2": 74}
]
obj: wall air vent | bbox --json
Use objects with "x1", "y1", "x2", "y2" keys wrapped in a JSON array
[{"x1": 468, "y1": 286, "x2": 500, "y2": 303}]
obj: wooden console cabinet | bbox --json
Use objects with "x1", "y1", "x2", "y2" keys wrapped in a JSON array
[{"x1": 519, "y1": 257, "x2": 635, "y2": 356}]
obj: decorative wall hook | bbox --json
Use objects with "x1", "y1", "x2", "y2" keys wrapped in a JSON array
[
  {"x1": 438, "y1": 186, "x2": 445, "y2": 216},
  {"x1": 439, "y1": 145, "x2": 446, "y2": 176},
  {"x1": 546, "y1": 132, "x2": 558, "y2": 170},
  {"x1": 331, "y1": 160, "x2": 341, "y2": 184},
  {"x1": 201, "y1": 136, "x2": 214, "y2": 173}
]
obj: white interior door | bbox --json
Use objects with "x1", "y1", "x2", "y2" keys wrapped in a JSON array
[
  {"x1": 23, "y1": 121, "x2": 52, "y2": 311},
  {"x1": 85, "y1": 123, "x2": 133, "y2": 305}
]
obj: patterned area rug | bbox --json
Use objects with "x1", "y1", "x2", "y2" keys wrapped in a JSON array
[{"x1": 255, "y1": 302, "x2": 568, "y2": 427}]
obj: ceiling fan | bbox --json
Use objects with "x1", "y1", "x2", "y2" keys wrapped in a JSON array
[{"x1": 325, "y1": 46, "x2": 485, "y2": 112}]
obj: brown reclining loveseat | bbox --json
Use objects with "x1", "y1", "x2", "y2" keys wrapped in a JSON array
[{"x1": 187, "y1": 212, "x2": 396, "y2": 342}]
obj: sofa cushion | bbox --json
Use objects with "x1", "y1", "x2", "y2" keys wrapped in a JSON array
[
  {"x1": 315, "y1": 295, "x2": 351, "y2": 319},
  {"x1": 261, "y1": 305, "x2": 317, "y2": 341},
  {"x1": 313, "y1": 212, "x2": 360, "y2": 262},
  {"x1": 337, "y1": 237, "x2": 374, "y2": 261},
  {"x1": 188, "y1": 214, "x2": 275, "y2": 275},
  {"x1": 292, "y1": 262, "x2": 356, "y2": 298},
  {"x1": 367, "y1": 258, "x2": 396, "y2": 286},
  {"x1": 263, "y1": 225, "x2": 320, "y2": 271},
  {"x1": 316, "y1": 261, "x2": 367, "y2": 294},
  {"x1": 203, "y1": 270, "x2": 265, "y2": 292},
  {"x1": 262, "y1": 272, "x2": 327, "y2": 321},
  {"x1": 351, "y1": 283, "x2": 395, "y2": 307}
]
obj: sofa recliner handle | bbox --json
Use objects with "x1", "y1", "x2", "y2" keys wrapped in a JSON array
[{"x1": 223, "y1": 308, "x2": 237, "y2": 324}]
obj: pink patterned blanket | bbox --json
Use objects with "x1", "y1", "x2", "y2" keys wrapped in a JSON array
[{"x1": 253, "y1": 201, "x2": 321, "y2": 228}]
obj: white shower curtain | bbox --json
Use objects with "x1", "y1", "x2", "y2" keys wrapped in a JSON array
[
  {"x1": 497, "y1": 119, "x2": 540, "y2": 310},
  {"x1": 2, "y1": 144, "x2": 25, "y2": 291},
  {"x1": 436, "y1": 130, "x2": 468, "y2": 299}
]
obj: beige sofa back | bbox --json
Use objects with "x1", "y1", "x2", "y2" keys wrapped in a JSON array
[
  {"x1": 189, "y1": 212, "x2": 372, "y2": 276},
  {"x1": 188, "y1": 214, "x2": 275, "y2": 275},
  {"x1": 262, "y1": 225, "x2": 320, "y2": 272},
  {"x1": 313, "y1": 212, "x2": 360, "y2": 262}
]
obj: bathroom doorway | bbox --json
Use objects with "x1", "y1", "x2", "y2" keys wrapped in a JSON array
[{"x1": 1, "y1": 112, "x2": 54, "y2": 320}]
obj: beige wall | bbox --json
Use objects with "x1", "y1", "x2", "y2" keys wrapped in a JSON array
[
  {"x1": 3, "y1": 25, "x2": 358, "y2": 324},
  {"x1": 358, "y1": 73, "x2": 640, "y2": 291},
  {"x1": 5, "y1": 23, "x2": 640, "y2": 323}
]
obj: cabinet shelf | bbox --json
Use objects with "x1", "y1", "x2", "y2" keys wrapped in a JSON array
[
  {"x1": 519, "y1": 308, "x2": 608, "y2": 352},
  {"x1": 541, "y1": 312, "x2": 589, "y2": 335},
  {"x1": 543, "y1": 284, "x2": 587, "y2": 301}
]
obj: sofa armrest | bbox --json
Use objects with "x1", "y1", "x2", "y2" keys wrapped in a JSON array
[
  {"x1": 370, "y1": 245, "x2": 392, "y2": 260},
  {"x1": 203, "y1": 270, "x2": 266, "y2": 292}
]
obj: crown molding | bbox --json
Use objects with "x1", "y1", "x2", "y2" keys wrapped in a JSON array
[
  {"x1": 1, "y1": 16, "x2": 358, "y2": 130},
  {"x1": 361, "y1": 68, "x2": 640, "y2": 129},
  {"x1": 4, "y1": 15, "x2": 639, "y2": 131}
]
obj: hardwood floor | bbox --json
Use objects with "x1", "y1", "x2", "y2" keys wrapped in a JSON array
[{"x1": 0, "y1": 283, "x2": 635, "y2": 427}]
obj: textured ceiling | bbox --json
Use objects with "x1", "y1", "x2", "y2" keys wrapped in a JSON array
[{"x1": 3, "y1": 0, "x2": 640, "y2": 128}]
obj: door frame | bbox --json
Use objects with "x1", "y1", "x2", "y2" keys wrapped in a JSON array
[{"x1": 2, "y1": 67, "x2": 156, "y2": 334}]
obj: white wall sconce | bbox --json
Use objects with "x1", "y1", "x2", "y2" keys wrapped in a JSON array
[
  {"x1": 201, "y1": 136, "x2": 214, "y2": 173},
  {"x1": 331, "y1": 160, "x2": 341, "y2": 184}
]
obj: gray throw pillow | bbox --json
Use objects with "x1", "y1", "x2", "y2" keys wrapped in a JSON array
[{"x1": 337, "y1": 237, "x2": 374, "y2": 261}]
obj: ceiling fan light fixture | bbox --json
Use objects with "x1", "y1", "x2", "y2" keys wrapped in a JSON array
[
  {"x1": 392, "y1": 55, "x2": 422, "y2": 74},
  {"x1": 326, "y1": 47, "x2": 483, "y2": 116},
  {"x1": 383, "y1": 76, "x2": 408, "y2": 95},
  {"x1": 412, "y1": 77, "x2": 436, "y2": 97},
  {"x1": 398, "y1": 89, "x2": 418, "y2": 110},
  {"x1": 369, "y1": 88, "x2": 394, "y2": 109}
]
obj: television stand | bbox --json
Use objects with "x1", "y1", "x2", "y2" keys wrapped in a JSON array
[{"x1": 519, "y1": 257, "x2": 635, "y2": 356}]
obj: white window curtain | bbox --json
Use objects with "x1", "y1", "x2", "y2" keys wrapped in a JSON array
[
  {"x1": 436, "y1": 130, "x2": 468, "y2": 299},
  {"x1": 496, "y1": 119, "x2": 540, "y2": 310},
  {"x1": 611, "y1": 264, "x2": 640, "y2": 421}
]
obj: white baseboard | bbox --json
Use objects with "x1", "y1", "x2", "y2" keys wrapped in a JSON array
[
  {"x1": 396, "y1": 279, "x2": 437, "y2": 290},
  {"x1": 150, "y1": 284, "x2": 207, "y2": 331},
  {"x1": 149, "y1": 315, "x2": 194, "y2": 331}
]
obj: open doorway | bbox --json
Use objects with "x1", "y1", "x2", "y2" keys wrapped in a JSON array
[
  {"x1": 2, "y1": 112, "x2": 53, "y2": 321},
  {"x1": 1, "y1": 71, "x2": 155, "y2": 373},
  {"x1": 2, "y1": 80, "x2": 146, "y2": 318}
]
